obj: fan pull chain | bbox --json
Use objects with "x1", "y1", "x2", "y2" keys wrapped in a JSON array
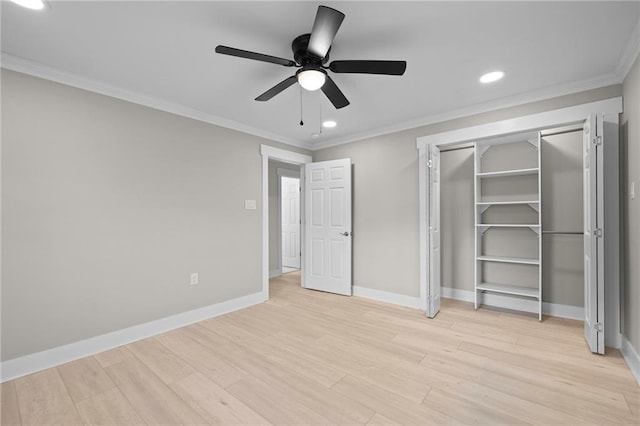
[
  {"x1": 299, "y1": 86, "x2": 304, "y2": 126},
  {"x1": 319, "y1": 101, "x2": 323, "y2": 135}
]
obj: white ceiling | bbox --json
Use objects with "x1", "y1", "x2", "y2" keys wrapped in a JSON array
[{"x1": 2, "y1": 1, "x2": 639, "y2": 150}]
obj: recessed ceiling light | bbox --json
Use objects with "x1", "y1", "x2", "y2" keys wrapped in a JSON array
[
  {"x1": 9, "y1": 0, "x2": 47, "y2": 10},
  {"x1": 322, "y1": 120, "x2": 337, "y2": 128},
  {"x1": 479, "y1": 71, "x2": 504, "y2": 84}
]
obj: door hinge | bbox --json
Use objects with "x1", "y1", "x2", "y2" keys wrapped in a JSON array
[
  {"x1": 593, "y1": 322, "x2": 603, "y2": 332},
  {"x1": 427, "y1": 160, "x2": 433, "y2": 168},
  {"x1": 593, "y1": 228, "x2": 603, "y2": 238},
  {"x1": 592, "y1": 136, "x2": 602, "y2": 146}
]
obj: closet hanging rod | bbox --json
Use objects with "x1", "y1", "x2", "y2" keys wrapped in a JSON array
[
  {"x1": 542, "y1": 231, "x2": 583, "y2": 235},
  {"x1": 440, "y1": 145, "x2": 474, "y2": 153},
  {"x1": 539, "y1": 128, "x2": 582, "y2": 138}
]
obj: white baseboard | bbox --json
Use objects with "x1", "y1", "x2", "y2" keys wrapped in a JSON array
[
  {"x1": 269, "y1": 268, "x2": 281, "y2": 278},
  {"x1": 440, "y1": 287, "x2": 585, "y2": 321},
  {"x1": 621, "y1": 335, "x2": 640, "y2": 387},
  {"x1": 353, "y1": 286, "x2": 422, "y2": 309},
  {"x1": 542, "y1": 301, "x2": 585, "y2": 321},
  {"x1": 1, "y1": 291, "x2": 266, "y2": 383},
  {"x1": 440, "y1": 287, "x2": 475, "y2": 303}
]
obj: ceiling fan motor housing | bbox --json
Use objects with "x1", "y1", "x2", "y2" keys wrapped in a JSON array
[{"x1": 292, "y1": 34, "x2": 330, "y2": 66}]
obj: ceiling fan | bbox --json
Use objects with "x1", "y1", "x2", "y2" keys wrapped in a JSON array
[{"x1": 215, "y1": 5, "x2": 407, "y2": 109}]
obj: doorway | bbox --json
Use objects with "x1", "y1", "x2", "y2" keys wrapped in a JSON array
[
  {"x1": 261, "y1": 145, "x2": 354, "y2": 300},
  {"x1": 261, "y1": 146, "x2": 312, "y2": 299}
]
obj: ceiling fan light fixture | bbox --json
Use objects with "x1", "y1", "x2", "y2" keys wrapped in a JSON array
[
  {"x1": 297, "y1": 69, "x2": 326, "y2": 91},
  {"x1": 322, "y1": 120, "x2": 337, "y2": 128},
  {"x1": 9, "y1": 0, "x2": 47, "y2": 10}
]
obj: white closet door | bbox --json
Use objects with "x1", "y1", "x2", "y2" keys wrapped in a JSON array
[
  {"x1": 281, "y1": 176, "x2": 300, "y2": 269},
  {"x1": 303, "y1": 159, "x2": 352, "y2": 295},
  {"x1": 426, "y1": 145, "x2": 441, "y2": 318},
  {"x1": 583, "y1": 114, "x2": 604, "y2": 354}
]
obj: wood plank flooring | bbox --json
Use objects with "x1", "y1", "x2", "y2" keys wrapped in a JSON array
[{"x1": 2, "y1": 271, "x2": 639, "y2": 425}]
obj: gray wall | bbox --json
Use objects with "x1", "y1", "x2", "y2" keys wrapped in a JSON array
[
  {"x1": 0, "y1": 70, "x2": 310, "y2": 361},
  {"x1": 314, "y1": 85, "x2": 621, "y2": 298},
  {"x1": 314, "y1": 131, "x2": 421, "y2": 296},
  {"x1": 540, "y1": 131, "x2": 584, "y2": 306},
  {"x1": 621, "y1": 53, "x2": 640, "y2": 354},
  {"x1": 440, "y1": 147, "x2": 474, "y2": 292},
  {"x1": 268, "y1": 160, "x2": 301, "y2": 273}
]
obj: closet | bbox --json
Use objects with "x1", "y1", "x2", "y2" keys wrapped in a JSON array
[
  {"x1": 437, "y1": 128, "x2": 585, "y2": 321},
  {"x1": 419, "y1": 100, "x2": 622, "y2": 353}
]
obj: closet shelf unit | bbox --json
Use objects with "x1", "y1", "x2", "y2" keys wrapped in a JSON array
[{"x1": 474, "y1": 133, "x2": 543, "y2": 320}]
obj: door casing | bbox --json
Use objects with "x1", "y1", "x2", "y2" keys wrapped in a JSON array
[{"x1": 261, "y1": 145, "x2": 312, "y2": 300}]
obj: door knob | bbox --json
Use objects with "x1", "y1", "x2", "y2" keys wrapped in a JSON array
[{"x1": 340, "y1": 232, "x2": 350, "y2": 236}]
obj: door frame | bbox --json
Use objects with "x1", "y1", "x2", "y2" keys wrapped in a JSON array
[
  {"x1": 261, "y1": 145, "x2": 313, "y2": 301},
  {"x1": 416, "y1": 97, "x2": 622, "y2": 347},
  {"x1": 278, "y1": 168, "x2": 301, "y2": 273}
]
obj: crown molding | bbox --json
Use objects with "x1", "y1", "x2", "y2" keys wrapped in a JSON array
[
  {"x1": 310, "y1": 18, "x2": 639, "y2": 151},
  {"x1": 0, "y1": 53, "x2": 313, "y2": 150},
  {"x1": 3, "y1": 33, "x2": 635, "y2": 154},
  {"x1": 309, "y1": 71, "x2": 621, "y2": 151},
  {"x1": 616, "y1": 17, "x2": 640, "y2": 81}
]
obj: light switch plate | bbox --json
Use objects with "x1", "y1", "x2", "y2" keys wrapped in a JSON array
[
  {"x1": 631, "y1": 181, "x2": 636, "y2": 200},
  {"x1": 244, "y1": 200, "x2": 257, "y2": 210}
]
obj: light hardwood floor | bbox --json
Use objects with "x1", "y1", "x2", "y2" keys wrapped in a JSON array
[{"x1": 2, "y1": 271, "x2": 639, "y2": 425}]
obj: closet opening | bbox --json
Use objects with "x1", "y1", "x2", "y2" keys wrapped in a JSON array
[
  {"x1": 437, "y1": 127, "x2": 584, "y2": 323},
  {"x1": 417, "y1": 98, "x2": 622, "y2": 354}
]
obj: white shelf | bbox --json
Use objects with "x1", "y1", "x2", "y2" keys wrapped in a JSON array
[
  {"x1": 476, "y1": 224, "x2": 540, "y2": 228},
  {"x1": 476, "y1": 200, "x2": 539, "y2": 206},
  {"x1": 476, "y1": 255, "x2": 540, "y2": 265},
  {"x1": 476, "y1": 167, "x2": 539, "y2": 178},
  {"x1": 476, "y1": 282, "x2": 539, "y2": 298}
]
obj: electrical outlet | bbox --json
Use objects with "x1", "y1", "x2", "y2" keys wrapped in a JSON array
[{"x1": 190, "y1": 273, "x2": 199, "y2": 285}]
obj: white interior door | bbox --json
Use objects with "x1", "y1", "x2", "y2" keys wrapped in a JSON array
[
  {"x1": 303, "y1": 159, "x2": 352, "y2": 295},
  {"x1": 583, "y1": 114, "x2": 605, "y2": 354},
  {"x1": 281, "y1": 176, "x2": 300, "y2": 269},
  {"x1": 426, "y1": 145, "x2": 441, "y2": 317}
]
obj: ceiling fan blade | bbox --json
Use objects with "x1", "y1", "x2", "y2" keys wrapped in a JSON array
[
  {"x1": 215, "y1": 45, "x2": 296, "y2": 67},
  {"x1": 255, "y1": 75, "x2": 298, "y2": 101},
  {"x1": 329, "y1": 60, "x2": 407, "y2": 75},
  {"x1": 321, "y1": 76, "x2": 349, "y2": 109},
  {"x1": 308, "y1": 6, "x2": 345, "y2": 58}
]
